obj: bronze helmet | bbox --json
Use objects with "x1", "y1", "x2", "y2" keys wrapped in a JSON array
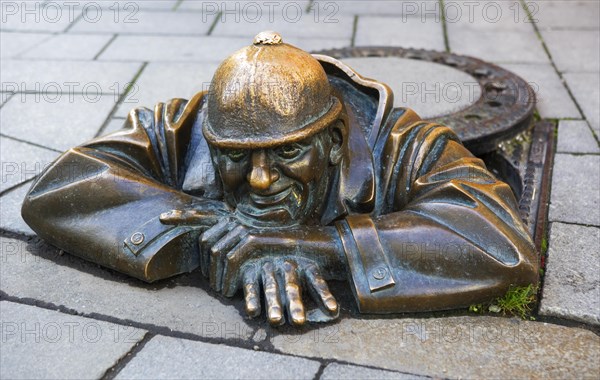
[{"x1": 203, "y1": 31, "x2": 342, "y2": 149}]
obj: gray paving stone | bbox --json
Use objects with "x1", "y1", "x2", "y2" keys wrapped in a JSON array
[
  {"x1": 445, "y1": 0, "x2": 536, "y2": 32},
  {"x1": 99, "y1": 35, "x2": 249, "y2": 62},
  {"x1": 0, "y1": 1, "x2": 76, "y2": 32},
  {"x1": 333, "y1": 0, "x2": 441, "y2": 16},
  {"x1": 1, "y1": 93, "x2": 116, "y2": 151},
  {"x1": 540, "y1": 223, "x2": 600, "y2": 325},
  {"x1": 0, "y1": 31, "x2": 51, "y2": 58},
  {"x1": 0, "y1": 60, "x2": 142, "y2": 96},
  {"x1": 541, "y1": 30, "x2": 600, "y2": 73},
  {"x1": 321, "y1": 363, "x2": 425, "y2": 380},
  {"x1": 355, "y1": 16, "x2": 445, "y2": 51},
  {"x1": 533, "y1": 0, "x2": 600, "y2": 30},
  {"x1": 549, "y1": 154, "x2": 600, "y2": 226},
  {"x1": 271, "y1": 316, "x2": 600, "y2": 378},
  {"x1": 565, "y1": 72, "x2": 600, "y2": 134},
  {"x1": 449, "y1": 28, "x2": 549, "y2": 64},
  {"x1": 0, "y1": 236, "x2": 254, "y2": 340},
  {"x1": 288, "y1": 36, "x2": 350, "y2": 52},
  {"x1": 115, "y1": 335, "x2": 321, "y2": 380},
  {"x1": 0, "y1": 300, "x2": 145, "y2": 380},
  {"x1": 557, "y1": 120, "x2": 600, "y2": 154},
  {"x1": 501, "y1": 63, "x2": 581, "y2": 119},
  {"x1": 210, "y1": 9, "x2": 354, "y2": 39},
  {"x1": 0, "y1": 182, "x2": 33, "y2": 235},
  {"x1": 340, "y1": 57, "x2": 481, "y2": 119},
  {"x1": 71, "y1": 0, "x2": 178, "y2": 10},
  {"x1": 178, "y1": 0, "x2": 310, "y2": 12},
  {"x1": 0, "y1": 136, "x2": 59, "y2": 193},
  {"x1": 20, "y1": 33, "x2": 113, "y2": 60},
  {"x1": 99, "y1": 117, "x2": 127, "y2": 135},
  {"x1": 70, "y1": 10, "x2": 214, "y2": 35},
  {"x1": 114, "y1": 61, "x2": 219, "y2": 117}
]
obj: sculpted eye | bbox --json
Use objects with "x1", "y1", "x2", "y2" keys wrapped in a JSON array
[
  {"x1": 276, "y1": 144, "x2": 303, "y2": 159},
  {"x1": 223, "y1": 149, "x2": 247, "y2": 162}
]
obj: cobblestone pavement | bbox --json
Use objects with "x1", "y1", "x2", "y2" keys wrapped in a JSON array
[{"x1": 1, "y1": 1, "x2": 599, "y2": 379}]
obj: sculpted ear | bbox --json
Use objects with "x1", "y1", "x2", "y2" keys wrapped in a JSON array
[{"x1": 329, "y1": 120, "x2": 345, "y2": 166}]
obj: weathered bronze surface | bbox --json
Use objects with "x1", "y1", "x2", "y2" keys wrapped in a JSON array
[{"x1": 22, "y1": 32, "x2": 539, "y2": 326}]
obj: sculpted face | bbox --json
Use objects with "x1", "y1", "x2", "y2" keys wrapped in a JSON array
[{"x1": 211, "y1": 124, "x2": 343, "y2": 227}]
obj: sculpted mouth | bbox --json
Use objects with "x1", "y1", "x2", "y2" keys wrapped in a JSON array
[{"x1": 249, "y1": 187, "x2": 292, "y2": 206}]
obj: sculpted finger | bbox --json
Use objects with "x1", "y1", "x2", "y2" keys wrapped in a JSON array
[
  {"x1": 306, "y1": 263, "x2": 338, "y2": 314},
  {"x1": 262, "y1": 262, "x2": 284, "y2": 326},
  {"x1": 282, "y1": 260, "x2": 305, "y2": 326},
  {"x1": 211, "y1": 225, "x2": 246, "y2": 292},
  {"x1": 200, "y1": 219, "x2": 231, "y2": 277},
  {"x1": 242, "y1": 265, "x2": 261, "y2": 318},
  {"x1": 160, "y1": 210, "x2": 219, "y2": 225}
]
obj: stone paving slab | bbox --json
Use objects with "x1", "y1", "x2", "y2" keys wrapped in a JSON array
[
  {"x1": 98, "y1": 35, "x2": 250, "y2": 62},
  {"x1": 1, "y1": 93, "x2": 116, "y2": 151},
  {"x1": 0, "y1": 1, "x2": 76, "y2": 32},
  {"x1": 69, "y1": 0, "x2": 179, "y2": 10},
  {"x1": 100, "y1": 117, "x2": 127, "y2": 136},
  {"x1": 355, "y1": 16, "x2": 445, "y2": 51},
  {"x1": 534, "y1": 0, "x2": 600, "y2": 30},
  {"x1": 0, "y1": 236, "x2": 254, "y2": 341},
  {"x1": 0, "y1": 300, "x2": 146, "y2": 380},
  {"x1": 557, "y1": 120, "x2": 600, "y2": 154},
  {"x1": 115, "y1": 335, "x2": 321, "y2": 379},
  {"x1": 445, "y1": 1, "x2": 535, "y2": 32},
  {"x1": 321, "y1": 363, "x2": 425, "y2": 380},
  {"x1": 270, "y1": 316, "x2": 600, "y2": 379},
  {"x1": 541, "y1": 30, "x2": 600, "y2": 73},
  {"x1": 540, "y1": 222, "x2": 600, "y2": 326},
  {"x1": 565, "y1": 72, "x2": 600, "y2": 134},
  {"x1": 20, "y1": 33, "x2": 114, "y2": 60},
  {"x1": 501, "y1": 63, "x2": 581, "y2": 119},
  {"x1": 449, "y1": 28, "x2": 549, "y2": 64},
  {"x1": 70, "y1": 10, "x2": 215, "y2": 35},
  {"x1": 210, "y1": 10, "x2": 354, "y2": 40},
  {"x1": 178, "y1": 0, "x2": 310, "y2": 12},
  {"x1": 0, "y1": 183, "x2": 34, "y2": 235},
  {"x1": 340, "y1": 57, "x2": 480, "y2": 119},
  {"x1": 332, "y1": 0, "x2": 440, "y2": 16},
  {"x1": 0, "y1": 136, "x2": 59, "y2": 193},
  {"x1": 0, "y1": 31, "x2": 51, "y2": 58},
  {"x1": 0, "y1": 60, "x2": 142, "y2": 95},
  {"x1": 549, "y1": 154, "x2": 600, "y2": 227}
]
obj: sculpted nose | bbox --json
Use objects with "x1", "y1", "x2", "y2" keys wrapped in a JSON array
[{"x1": 248, "y1": 150, "x2": 279, "y2": 191}]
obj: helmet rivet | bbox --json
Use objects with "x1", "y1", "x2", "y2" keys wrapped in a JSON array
[{"x1": 253, "y1": 31, "x2": 283, "y2": 45}]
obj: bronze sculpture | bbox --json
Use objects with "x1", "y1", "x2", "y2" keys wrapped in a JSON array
[{"x1": 22, "y1": 31, "x2": 539, "y2": 326}]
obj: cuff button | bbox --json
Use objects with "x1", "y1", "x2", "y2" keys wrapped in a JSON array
[{"x1": 131, "y1": 232, "x2": 145, "y2": 245}]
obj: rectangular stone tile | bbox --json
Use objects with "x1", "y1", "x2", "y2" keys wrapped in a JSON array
[
  {"x1": 0, "y1": 1, "x2": 76, "y2": 32},
  {"x1": 0, "y1": 31, "x2": 51, "y2": 58},
  {"x1": 0, "y1": 182, "x2": 34, "y2": 235},
  {"x1": 355, "y1": 16, "x2": 445, "y2": 50},
  {"x1": 285, "y1": 36, "x2": 350, "y2": 52},
  {"x1": 500, "y1": 63, "x2": 581, "y2": 119},
  {"x1": 210, "y1": 9, "x2": 354, "y2": 40},
  {"x1": 70, "y1": 0, "x2": 178, "y2": 10},
  {"x1": 114, "y1": 61, "x2": 219, "y2": 117},
  {"x1": 115, "y1": 335, "x2": 321, "y2": 379},
  {"x1": 540, "y1": 222, "x2": 600, "y2": 325},
  {"x1": 99, "y1": 117, "x2": 127, "y2": 136},
  {"x1": 557, "y1": 120, "x2": 600, "y2": 154},
  {"x1": 549, "y1": 154, "x2": 600, "y2": 226},
  {"x1": 565, "y1": 73, "x2": 600, "y2": 134},
  {"x1": 445, "y1": 0, "x2": 536, "y2": 32},
  {"x1": 533, "y1": 0, "x2": 600, "y2": 31},
  {"x1": 0, "y1": 136, "x2": 59, "y2": 193},
  {"x1": 322, "y1": 363, "x2": 425, "y2": 380},
  {"x1": 0, "y1": 236, "x2": 254, "y2": 340},
  {"x1": 1, "y1": 93, "x2": 116, "y2": 151},
  {"x1": 70, "y1": 10, "x2": 214, "y2": 35},
  {"x1": 99, "y1": 35, "x2": 249, "y2": 62},
  {"x1": 178, "y1": 0, "x2": 310, "y2": 12},
  {"x1": 333, "y1": 0, "x2": 441, "y2": 16},
  {"x1": 1, "y1": 60, "x2": 142, "y2": 95},
  {"x1": 449, "y1": 28, "x2": 549, "y2": 64},
  {"x1": 271, "y1": 316, "x2": 600, "y2": 379},
  {"x1": 20, "y1": 33, "x2": 114, "y2": 60},
  {"x1": 541, "y1": 30, "x2": 600, "y2": 73},
  {"x1": 0, "y1": 301, "x2": 145, "y2": 380}
]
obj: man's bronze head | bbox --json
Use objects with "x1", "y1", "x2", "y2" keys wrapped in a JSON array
[{"x1": 203, "y1": 31, "x2": 346, "y2": 227}]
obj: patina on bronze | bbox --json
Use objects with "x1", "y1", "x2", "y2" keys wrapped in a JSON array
[{"x1": 22, "y1": 31, "x2": 539, "y2": 326}]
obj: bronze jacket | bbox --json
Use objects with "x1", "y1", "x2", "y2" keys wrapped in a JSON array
[{"x1": 22, "y1": 57, "x2": 539, "y2": 313}]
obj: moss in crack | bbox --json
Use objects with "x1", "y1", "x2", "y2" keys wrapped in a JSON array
[{"x1": 469, "y1": 284, "x2": 538, "y2": 320}]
